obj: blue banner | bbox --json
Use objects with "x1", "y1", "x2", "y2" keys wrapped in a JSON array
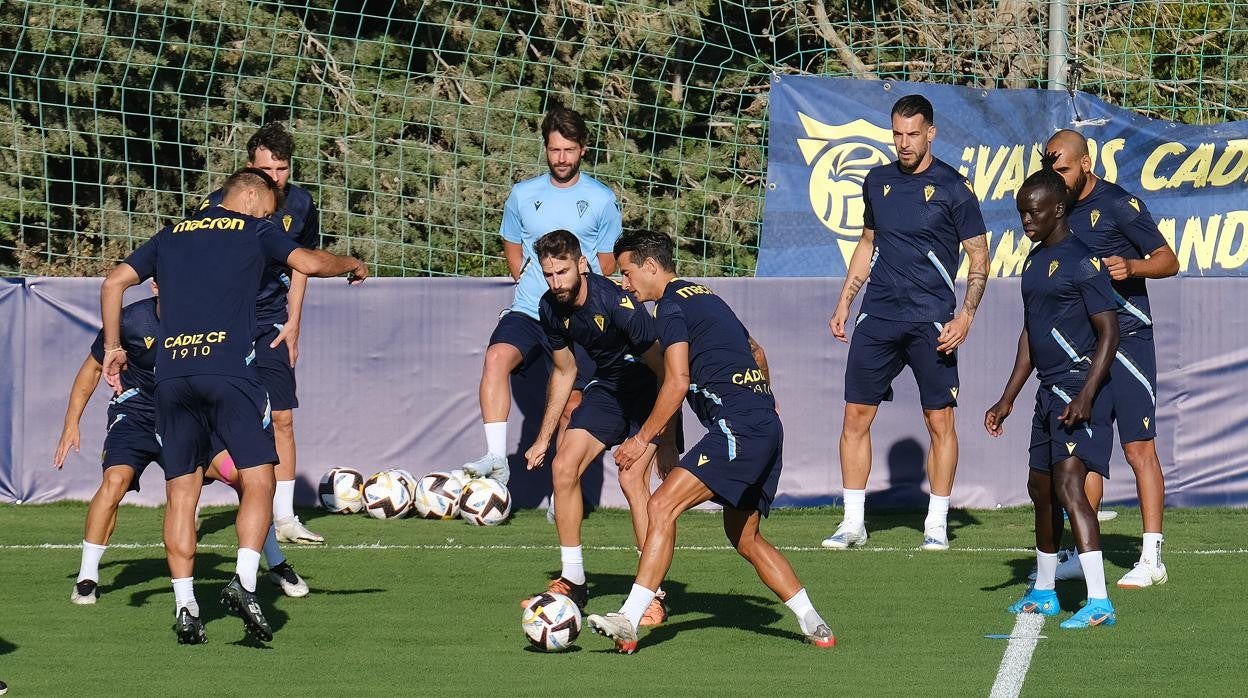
[{"x1": 759, "y1": 77, "x2": 1248, "y2": 277}]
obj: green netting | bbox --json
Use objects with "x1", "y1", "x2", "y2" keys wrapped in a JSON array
[{"x1": 2, "y1": 1, "x2": 1246, "y2": 277}]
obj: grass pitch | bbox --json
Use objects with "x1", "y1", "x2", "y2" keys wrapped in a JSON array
[{"x1": 1, "y1": 502, "x2": 1245, "y2": 696}]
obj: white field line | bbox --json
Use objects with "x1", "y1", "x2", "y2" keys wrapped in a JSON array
[
  {"x1": 989, "y1": 613, "x2": 1046, "y2": 698},
  {"x1": 3, "y1": 542, "x2": 1247, "y2": 554}
]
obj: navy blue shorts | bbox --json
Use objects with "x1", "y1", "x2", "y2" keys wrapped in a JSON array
[
  {"x1": 567, "y1": 377, "x2": 658, "y2": 448},
  {"x1": 845, "y1": 315, "x2": 959, "y2": 410},
  {"x1": 254, "y1": 324, "x2": 298, "y2": 411},
  {"x1": 678, "y1": 409, "x2": 783, "y2": 517},
  {"x1": 155, "y1": 375, "x2": 277, "y2": 480},
  {"x1": 1109, "y1": 329, "x2": 1157, "y2": 444},
  {"x1": 488, "y1": 310, "x2": 594, "y2": 389},
  {"x1": 1027, "y1": 381, "x2": 1114, "y2": 478},
  {"x1": 101, "y1": 411, "x2": 161, "y2": 492}
]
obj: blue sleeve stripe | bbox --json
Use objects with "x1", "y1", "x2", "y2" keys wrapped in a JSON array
[
  {"x1": 1113, "y1": 291, "x2": 1153, "y2": 327},
  {"x1": 927, "y1": 250, "x2": 956, "y2": 292},
  {"x1": 1114, "y1": 351, "x2": 1156, "y2": 405}
]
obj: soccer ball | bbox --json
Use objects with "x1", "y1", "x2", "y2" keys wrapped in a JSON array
[
  {"x1": 522, "y1": 592, "x2": 582, "y2": 651},
  {"x1": 447, "y1": 468, "x2": 468, "y2": 487},
  {"x1": 318, "y1": 467, "x2": 365, "y2": 514},
  {"x1": 413, "y1": 471, "x2": 464, "y2": 520},
  {"x1": 362, "y1": 471, "x2": 413, "y2": 520},
  {"x1": 388, "y1": 469, "x2": 419, "y2": 501},
  {"x1": 459, "y1": 478, "x2": 511, "y2": 526}
]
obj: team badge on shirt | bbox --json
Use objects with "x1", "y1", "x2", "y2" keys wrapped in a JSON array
[
  {"x1": 1090, "y1": 210, "x2": 1101, "y2": 228},
  {"x1": 144, "y1": 336, "x2": 155, "y2": 349},
  {"x1": 1128, "y1": 198, "x2": 1140, "y2": 212},
  {"x1": 883, "y1": 185, "x2": 891, "y2": 197},
  {"x1": 593, "y1": 314, "x2": 606, "y2": 332},
  {"x1": 924, "y1": 184, "x2": 935, "y2": 202},
  {"x1": 282, "y1": 214, "x2": 293, "y2": 232},
  {"x1": 1048, "y1": 260, "x2": 1060, "y2": 277},
  {"x1": 1090, "y1": 258, "x2": 1102, "y2": 271},
  {"x1": 563, "y1": 318, "x2": 570, "y2": 329},
  {"x1": 577, "y1": 200, "x2": 589, "y2": 217},
  {"x1": 534, "y1": 201, "x2": 543, "y2": 211},
  {"x1": 619, "y1": 296, "x2": 635, "y2": 310}
]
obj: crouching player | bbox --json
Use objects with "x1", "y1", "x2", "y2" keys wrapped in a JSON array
[
  {"x1": 521, "y1": 230, "x2": 671, "y2": 625},
  {"x1": 985, "y1": 158, "x2": 1119, "y2": 629},
  {"x1": 586, "y1": 230, "x2": 835, "y2": 653}
]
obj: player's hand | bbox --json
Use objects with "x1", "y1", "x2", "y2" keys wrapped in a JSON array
[
  {"x1": 271, "y1": 323, "x2": 300, "y2": 367},
  {"x1": 1059, "y1": 394, "x2": 1093, "y2": 428},
  {"x1": 53, "y1": 424, "x2": 81, "y2": 469},
  {"x1": 829, "y1": 304, "x2": 851, "y2": 343},
  {"x1": 612, "y1": 434, "x2": 647, "y2": 471},
  {"x1": 1102, "y1": 256, "x2": 1132, "y2": 281},
  {"x1": 347, "y1": 258, "x2": 369, "y2": 285},
  {"x1": 984, "y1": 399, "x2": 1013, "y2": 436},
  {"x1": 102, "y1": 350, "x2": 128, "y2": 395},
  {"x1": 525, "y1": 439, "x2": 550, "y2": 471},
  {"x1": 936, "y1": 313, "x2": 972, "y2": 354}
]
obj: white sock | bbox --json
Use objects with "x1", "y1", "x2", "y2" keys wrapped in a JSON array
[
  {"x1": 1141, "y1": 532, "x2": 1164, "y2": 566},
  {"x1": 484, "y1": 422, "x2": 508, "y2": 457},
  {"x1": 842, "y1": 488, "x2": 866, "y2": 529},
  {"x1": 783, "y1": 588, "x2": 825, "y2": 634},
  {"x1": 925, "y1": 494, "x2": 950, "y2": 530},
  {"x1": 560, "y1": 545, "x2": 585, "y2": 586},
  {"x1": 172, "y1": 576, "x2": 198, "y2": 617},
  {"x1": 78, "y1": 541, "x2": 108, "y2": 583},
  {"x1": 619, "y1": 583, "x2": 657, "y2": 630},
  {"x1": 236, "y1": 547, "x2": 262, "y2": 592},
  {"x1": 1033, "y1": 549, "x2": 1059, "y2": 591},
  {"x1": 263, "y1": 525, "x2": 285, "y2": 568},
  {"x1": 273, "y1": 480, "x2": 296, "y2": 522},
  {"x1": 1078, "y1": 550, "x2": 1108, "y2": 599}
]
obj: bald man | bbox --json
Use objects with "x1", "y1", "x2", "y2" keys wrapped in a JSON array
[{"x1": 1045, "y1": 130, "x2": 1178, "y2": 589}]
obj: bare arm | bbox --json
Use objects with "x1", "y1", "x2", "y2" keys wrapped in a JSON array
[
  {"x1": 100, "y1": 263, "x2": 140, "y2": 393},
  {"x1": 937, "y1": 233, "x2": 989, "y2": 354},
  {"x1": 285, "y1": 248, "x2": 368, "y2": 282},
  {"x1": 1060, "y1": 311, "x2": 1119, "y2": 427},
  {"x1": 54, "y1": 355, "x2": 103, "y2": 468},
  {"x1": 747, "y1": 335, "x2": 770, "y2": 382},
  {"x1": 524, "y1": 346, "x2": 579, "y2": 469},
  {"x1": 830, "y1": 227, "x2": 875, "y2": 342},
  {"x1": 596, "y1": 251, "x2": 617, "y2": 276},
  {"x1": 273, "y1": 270, "x2": 309, "y2": 366},
  {"x1": 634, "y1": 342, "x2": 691, "y2": 445},
  {"x1": 1109, "y1": 244, "x2": 1179, "y2": 281},
  {"x1": 504, "y1": 241, "x2": 524, "y2": 280},
  {"x1": 985, "y1": 328, "x2": 1032, "y2": 436}
]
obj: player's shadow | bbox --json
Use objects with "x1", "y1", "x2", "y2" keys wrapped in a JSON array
[
  {"x1": 982, "y1": 531, "x2": 1142, "y2": 612},
  {"x1": 568, "y1": 573, "x2": 796, "y2": 650},
  {"x1": 0, "y1": 636, "x2": 15, "y2": 656},
  {"x1": 505, "y1": 361, "x2": 606, "y2": 514},
  {"x1": 196, "y1": 508, "x2": 240, "y2": 538}
]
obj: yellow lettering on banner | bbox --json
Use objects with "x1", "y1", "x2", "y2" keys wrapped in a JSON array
[
  {"x1": 990, "y1": 145, "x2": 1028, "y2": 201},
  {"x1": 1172, "y1": 143, "x2": 1216, "y2": 189},
  {"x1": 1216, "y1": 211, "x2": 1248, "y2": 269},
  {"x1": 1141, "y1": 142, "x2": 1186, "y2": 191},
  {"x1": 1210, "y1": 139, "x2": 1248, "y2": 186},
  {"x1": 1178, "y1": 215, "x2": 1220, "y2": 272},
  {"x1": 989, "y1": 231, "x2": 1032, "y2": 277},
  {"x1": 1090, "y1": 138, "x2": 1125, "y2": 183}
]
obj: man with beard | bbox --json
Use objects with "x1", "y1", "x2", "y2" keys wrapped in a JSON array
[
  {"x1": 1043, "y1": 129, "x2": 1178, "y2": 588},
  {"x1": 519, "y1": 230, "x2": 670, "y2": 627},
  {"x1": 461, "y1": 106, "x2": 622, "y2": 486},
  {"x1": 823, "y1": 94, "x2": 990, "y2": 552}
]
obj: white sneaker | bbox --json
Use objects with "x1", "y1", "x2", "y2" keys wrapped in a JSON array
[
  {"x1": 586, "y1": 612, "x2": 639, "y2": 654},
  {"x1": 1097, "y1": 510, "x2": 1119, "y2": 522},
  {"x1": 268, "y1": 562, "x2": 310, "y2": 597},
  {"x1": 275, "y1": 516, "x2": 324, "y2": 545},
  {"x1": 820, "y1": 522, "x2": 868, "y2": 549},
  {"x1": 921, "y1": 524, "x2": 949, "y2": 551},
  {"x1": 1117, "y1": 560, "x2": 1168, "y2": 588},
  {"x1": 1055, "y1": 549, "x2": 1084, "y2": 580},
  {"x1": 462, "y1": 452, "x2": 509, "y2": 485},
  {"x1": 1027, "y1": 548, "x2": 1082, "y2": 581}
]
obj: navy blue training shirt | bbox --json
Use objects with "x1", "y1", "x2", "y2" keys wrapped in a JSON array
[
  {"x1": 860, "y1": 158, "x2": 986, "y2": 322},
  {"x1": 124, "y1": 208, "x2": 301, "y2": 381},
  {"x1": 90, "y1": 296, "x2": 160, "y2": 422},
  {"x1": 1068, "y1": 179, "x2": 1167, "y2": 334},
  {"x1": 1021, "y1": 234, "x2": 1118, "y2": 386},
  {"x1": 201, "y1": 183, "x2": 319, "y2": 325},
  {"x1": 654, "y1": 278, "x2": 775, "y2": 426},
  {"x1": 539, "y1": 272, "x2": 656, "y2": 391}
]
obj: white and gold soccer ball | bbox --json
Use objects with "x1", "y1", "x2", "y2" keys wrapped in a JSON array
[
  {"x1": 458, "y1": 478, "x2": 511, "y2": 526},
  {"x1": 318, "y1": 467, "x2": 365, "y2": 514},
  {"x1": 362, "y1": 471, "x2": 414, "y2": 520},
  {"x1": 522, "y1": 592, "x2": 582, "y2": 652},
  {"x1": 413, "y1": 471, "x2": 465, "y2": 520}
]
